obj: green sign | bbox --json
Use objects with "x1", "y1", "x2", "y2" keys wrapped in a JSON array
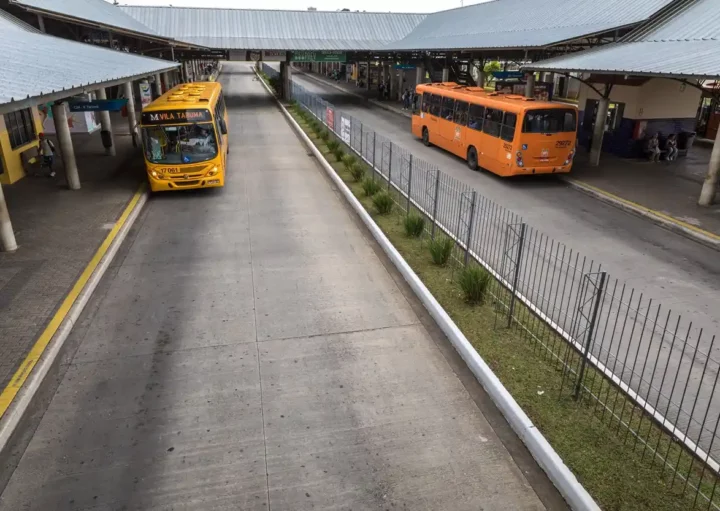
[{"x1": 290, "y1": 51, "x2": 346, "y2": 63}]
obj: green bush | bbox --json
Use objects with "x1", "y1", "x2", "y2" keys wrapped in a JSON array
[
  {"x1": 349, "y1": 162, "x2": 365, "y2": 182},
  {"x1": 404, "y1": 213, "x2": 425, "y2": 238},
  {"x1": 372, "y1": 192, "x2": 394, "y2": 215},
  {"x1": 308, "y1": 119, "x2": 319, "y2": 132},
  {"x1": 458, "y1": 265, "x2": 491, "y2": 304},
  {"x1": 342, "y1": 154, "x2": 357, "y2": 172},
  {"x1": 428, "y1": 236, "x2": 454, "y2": 266},
  {"x1": 332, "y1": 146, "x2": 345, "y2": 161},
  {"x1": 327, "y1": 139, "x2": 339, "y2": 153},
  {"x1": 319, "y1": 129, "x2": 330, "y2": 142},
  {"x1": 361, "y1": 177, "x2": 381, "y2": 197}
]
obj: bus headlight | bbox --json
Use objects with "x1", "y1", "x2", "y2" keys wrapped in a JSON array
[
  {"x1": 150, "y1": 170, "x2": 158, "y2": 178},
  {"x1": 207, "y1": 166, "x2": 219, "y2": 176}
]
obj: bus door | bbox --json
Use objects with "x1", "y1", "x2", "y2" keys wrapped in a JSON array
[
  {"x1": 478, "y1": 107, "x2": 503, "y2": 170},
  {"x1": 427, "y1": 94, "x2": 442, "y2": 133},
  {"x1": 437, "y1": 97, "x2": 457, "y2": 151},
  {"x1": 451, "y1": 100, "x2": 469, "y2": 158},
  {"x1": 498, "y1": 112, "x2": 518, "y2": 173}
]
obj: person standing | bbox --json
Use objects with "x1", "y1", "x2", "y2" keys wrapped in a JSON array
[{"x1": 38, "y1": 133, "x2": 56, "y2": 177}]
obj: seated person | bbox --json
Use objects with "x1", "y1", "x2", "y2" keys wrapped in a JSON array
[
  {"x1": 646, "y1": 133, "x2": 661, "y2": 162},
  {"x1": 665, "y1": 133, "x2": 678, "y2": 161}
]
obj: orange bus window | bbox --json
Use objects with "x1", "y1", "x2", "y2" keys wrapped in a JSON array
[
  {"x1": 468, "y1": 104, "x2": 485, "y2": 131},
  {"x1": 501, "y1": 112, "x2": 517, "y2": 142},
  {"x1": 484, "y1": 108, "x2": 503, "y2": 138},
  {"x1": 454, "y1": 101, "x2": 469, "y2": 126},
  {"x1": 441, "y1": 97, "x2": 455, "y2": 120}
]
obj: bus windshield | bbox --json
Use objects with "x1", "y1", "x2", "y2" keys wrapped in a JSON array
[
  {"x1": 522, "y1": 109, "x2": 577, "y2": 134},
  {"x1": 142, "y1": 123, "x2": 218, "y2": 164}
]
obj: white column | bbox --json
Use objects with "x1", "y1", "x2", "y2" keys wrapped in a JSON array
[
  {"x1": 280, "y1": 61, "x2": 292, "y2": 100},
  {"x1": 525, "y1": 72, "x2": 536, "y2": 98},
  {"x1": 699, "y1": 127, "x2": 720, "y2": 206},
  {"x1": 0, "y1": 181, "x2": 17, "y2": 252},
  {"x1": 441, "y1": 66, "x2": 449, "y2": 82},
  {"x1": 162, "y1": 71, "x2": 171, "y2": 92},
  {"x1": 397, "y1": 70, "x2": 404, "y2": 101},
  {"x1": 476, "y1": 69, "x2": 486, "y2": 88},
  {"x1": 123, "y1": 81, "x2": 138, "y2": 147},
  {"x1": 37, "y1": 14, "x2": 45, "y2": 33},
  {"x1": 95, "y1": 87, "x2": 115, "y2": 156},
  {"x1": 415, "y1": 64, "x2": 425, "y2": 85},
  {"x1": 153, "y1": 74, "x2": 163, "y2": 97},
  {"x1": 589, "y1": 97, "x2": 609, "y2": 167},
  {"x1": 51, "y1": 103, "x2": 81, "y2": 190}
]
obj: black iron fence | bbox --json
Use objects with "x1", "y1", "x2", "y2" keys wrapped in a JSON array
[{"x1": 265, "y1": 63, "x2": 720, "y2": 509}]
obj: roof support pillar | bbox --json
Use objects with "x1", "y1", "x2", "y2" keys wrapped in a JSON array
[
  {"x1": 153, "y1": 74, "x2": 163, "y2": 98},
  {"x1": 698, "y1": 124, "x2": 720, "y2": 206},
  {"x1": 52, "y1": 103, "x2": 81, "y2": 190},
  {"x1": 36, "y1": 14, "x2": 45, "y2": 33},
  {"x1": 589, "y1": 94, "x2": 610, "y2": 167},
  {"x1": 415, "y1": 63, "x2": 425, "y2": 85},
  {"x1": 280, "y1": 58, "x2": 292, "y2": 101},
  {"x1": 0, "y1": 181, "x2": 17, "y2": 252},
  {"x1": 441, "y1": 66, "x2": 449, "y2": 83},
  {"x1": 95, "y1": 87, "x2": 115, "y2": 156},
  {"x1": 123, "y1": 81, "x2": 138, "y2": 148},
  {"x1": 525, "y1": 72, "x2": 536, "y2": 98},
  {"x1": 366, "y1": 62, "x2": 371, "y2": 90}
]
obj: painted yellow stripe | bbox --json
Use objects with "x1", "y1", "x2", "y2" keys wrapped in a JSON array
[
  {"x1": 571, "y1": 178, "x2": 720, "y2": 242},
  {"x1": 0, "y1": 183, "x2": 146, "y2": 419}
]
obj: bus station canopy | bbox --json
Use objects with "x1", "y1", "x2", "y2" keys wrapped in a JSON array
[
  {"x1": 525, "y1": 0, "x2": 720, "y2": 80},
  {"x1": 0, "y1": 9, "x2": 178, "y2": 113}
]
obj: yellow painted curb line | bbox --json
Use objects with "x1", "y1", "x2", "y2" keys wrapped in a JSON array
[
  {"x1": 0, "y1": 183, "x2": 146, "y2": 419},
  {"x1": 567, "y1": 178, "x2": 720, "y2": 243}
]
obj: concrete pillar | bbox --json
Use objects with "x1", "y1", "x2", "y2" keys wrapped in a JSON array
[
  {"x1": 0, "y1": 182, "x2": 17, "y2": 252},
  {"x1": 525, "y1": 72, "x2": 536, "y2": 98},
  {"x1": 366, "y1": 62, "x2": 371, "y2": 89},
  {"x1": 476, "y1": 69, "x2": 486, "y2": 88},
  {"x1": 37, "y1": 14, "x2": 45, "y2": 33},
  {"x1": 442, "y1": 66, "x2": 449, "y2": 82},
  {"x1": 153, "y1": 74, "x2": 162, "y2": 98},
  {"x1": 95, "y1": 87, "x2": 115, "y2": 156},
  {"x1": 698, "y1": 126, "x2": 720, "y2": 206},
  {"x1": 123, "y1": 81, "x2": 138, "y2": 148},
  {"x1": 389, "y1": 66, "x2": 396, "y2": 100},
  {"x1": 589, "y1": 97, "x2": 609, "y2": 167},
  {"x1": 280, "y1": 61, "x2": 292, "y2": 100},
  {"x1": 162, "y1": 71, "x2": 171, "y2": 92},
  {"x1": 51, "y1": 103, "x2": 81, "y2": 190},
  {"x1": 397, "y1": 70, "x2": 404, "y2": 101},
  {"x1": 416, "y1": 64, "x2": 425, "y2": 85}
]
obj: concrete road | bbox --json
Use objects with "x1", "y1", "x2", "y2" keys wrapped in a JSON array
[
  {"x1": 0, "y1": 64, "x2": 563, "y2": 511},
  {"x1": 289, "y1": 71, "x2": 720, "y2": 456}
]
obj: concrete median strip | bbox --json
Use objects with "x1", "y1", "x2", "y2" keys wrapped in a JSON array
[
  {"x1": 256, "y1": 67, "x2": 600, "y2": 511},
  {"x1": 0, "y1": 184, "x2": 148, "y2": 474}
]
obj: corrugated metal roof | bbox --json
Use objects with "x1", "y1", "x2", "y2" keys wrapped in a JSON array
[
  {"x1": 0, "y1": 12, "x2": 178, "y2": 107},
  {"x1": 386, "y1": 0, "x2": 674, "y2": 50},
  {"x1": 121, "y1": 6, "x2": 426, "y2": 51},
  {"x1": 10, "y1": 0, "x2": 158, "y2": 36},
  {"x1": 0, "y1": 7, "x2": 41, "y2": 32},
  {"x1": 528, "y1": 0, "x2": 720, "y2": 79}
]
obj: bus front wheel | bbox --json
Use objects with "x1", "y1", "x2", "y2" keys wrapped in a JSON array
[
  {"x1": 467, "y1": 147, "x2": 479, "y2": 171},
  {"x1": 422, "y1": 127, "x2": 430, "y2": 146}
]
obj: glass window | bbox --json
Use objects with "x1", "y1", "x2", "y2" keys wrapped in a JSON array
[
  {"x1": 429, "y1": 94, "x2": 442, "y2": 116},
  {"x1": 421, "y1": 93, "x2": 432, "y2": 113},
  {"x1": 484, "y1": 108, "x2": 503, "y2": 137},
  {"x1": 142, "y1": 122, "x2": 219, "y2": 164},
  {"x1": 467, "y1": 104, "x2": 485, "y2": 131},
  {"x1": 440, "y1": 97, "x2": 456, "y2": 120},
  {"x1": 4, "y1": 108, "x2": 37, "y2": 149},
  {"x1": 501, "y1": 112, "x2": 517, "y2": 142},
  {"x1": 522, "y1": 109, "x2": 577, "y2": 133},
  {"x1": 454, "y1": 101, "x2": 469, "y2": 126}
]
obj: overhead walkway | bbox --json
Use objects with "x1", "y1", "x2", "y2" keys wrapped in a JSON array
[{"x1": 0, "y1": 63, "x2": 562, "y2": 510}]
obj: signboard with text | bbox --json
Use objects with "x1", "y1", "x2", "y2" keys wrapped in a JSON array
[
  {"x1": 262, "y1": 50, "x2": 287, "y2": 61},
  {"x1": 326, "y1": 107, "x2": 334, "y2": 131},
  {"x1": 68, "y1": 99, "x2": 127, "y2": 112},
  {"x1": 491, "y1": 71, "x2": 524, "y2": 80},
  {"x1": 340, "y1": 116, "x2": 351, "y2": 145},
  {"x1": 290, "y1": 51, "x2": 346, "y2": 63},
  {"x1": 140, "y1": 109, "x2": 212, "y2": 125}
]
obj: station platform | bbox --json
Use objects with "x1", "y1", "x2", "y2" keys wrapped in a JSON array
[
  {"x1": 0, "y1": 64, "x2": 562, "y2": 510},
  {"x1": 0, "y1": 116, "x2": 143, "y2": 393}
]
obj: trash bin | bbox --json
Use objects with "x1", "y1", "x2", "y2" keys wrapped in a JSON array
[{"x1": 678, "y1": 131, "x2": 696, "y2": 156}]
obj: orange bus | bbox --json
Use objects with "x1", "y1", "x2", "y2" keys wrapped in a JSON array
[{"x1": 412, "y1": 83, "x2": 578, "y2": 176}]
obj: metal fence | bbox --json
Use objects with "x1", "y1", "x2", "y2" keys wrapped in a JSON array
[{"x1": 271, "y1": 63, "x2": 720, "y2": 509}]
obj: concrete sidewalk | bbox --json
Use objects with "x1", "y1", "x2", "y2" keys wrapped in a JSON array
[
  {"x1": 0, "y1": 115, "x2": 144, "y2": 395},
  {"x1": 299, "y1": 69, "x2": 720, "y2": 247}
]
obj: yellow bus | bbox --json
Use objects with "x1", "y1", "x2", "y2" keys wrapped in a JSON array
[
  {"x1": 412, "y1": 83, "x2": 578, "y2": 177},
  {"x1": 140, "y1": 82, "x2": 229, "y2": 192}
]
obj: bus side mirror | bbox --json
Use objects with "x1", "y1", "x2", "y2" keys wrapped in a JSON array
[{"x1": 219, "y1": 118, "x2": 228, "y2": 135}]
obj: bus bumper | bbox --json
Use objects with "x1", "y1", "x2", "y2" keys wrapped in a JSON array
[{"x1": 148, "y1": 175, "x2": 225, "y2": 192}]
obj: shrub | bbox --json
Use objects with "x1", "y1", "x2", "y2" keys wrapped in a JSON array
[
  {"x1": 373, "y1": 192, "x2": 393, "y2": 215},
  {"x1": 428, "y1": 236, "x2": 454, "y2": 266},
  {"x1": 458, "y1": 265, "x2": 491, "y2": 304},
  {"x1": 308, "y1": 119, "x2": 319, "y2": 132},
  {"x1": 332, "y1": 146, "x2": 345, "y2": 161},
  {"x1": 361, "y1": 177, "x2": 381, "y2": 197},
  {"x1": 342, "y1": 154, "x2": 357, "y2": 172},
  {"x1": 349, "y1": 162, "x2": 365, "y2": 182},
  {"x1": 319, "y1": 129, "x2": 330, "y2": 142},
  {"x1": 404, "y1": 213, "x2": 425, "y2": 238},
  {"x1": 327, "y1": 139, "x2": 340, "y2": 153}
]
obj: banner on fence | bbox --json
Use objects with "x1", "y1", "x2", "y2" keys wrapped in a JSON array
[
  {"x1": 340, "y1": 116, "x2": 351, "y2": 145},
  {"x1": 326, "y1": 107, "x2": 334, "y2": 131}
]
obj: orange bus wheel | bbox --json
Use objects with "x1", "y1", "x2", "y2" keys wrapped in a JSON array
[
  {"x1": 422, "y1": 127, "x2": 431, "y2": 147},
  {"x1": 467, "y1": 147, "x2": 479, "y2": 171}
]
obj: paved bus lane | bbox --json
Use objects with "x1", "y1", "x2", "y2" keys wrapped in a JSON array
[{"x1": 0, "y1": 64, "x2": 560, "y2": 510}]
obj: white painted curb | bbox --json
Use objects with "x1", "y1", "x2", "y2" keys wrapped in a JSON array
[
  {"x1": 0, "y1": 191, "x2": 148, "y2": 454},
  {"x1": 256, "y1": 66, "x2": 600, "y2": 511}
]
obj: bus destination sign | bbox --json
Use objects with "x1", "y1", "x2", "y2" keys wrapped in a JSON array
[{"x1": 141, "y1": 109, "x2": 212, "y2": 125}]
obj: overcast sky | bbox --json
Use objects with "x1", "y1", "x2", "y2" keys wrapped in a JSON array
[{"x1": 118, "y1": 0, "x2": 491, "y2": 14}]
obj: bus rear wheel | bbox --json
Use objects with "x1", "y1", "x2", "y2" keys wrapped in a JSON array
[
  {"x1": 422, "y1": 127, "x2": 430, "y2": 146},
  {"x1": 467, "y1": 147, "x2": 479, "y2": 171}
]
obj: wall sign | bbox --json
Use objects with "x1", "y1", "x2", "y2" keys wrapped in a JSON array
[{"x1": 291, "y1": 51, "x2": 347, "y2": 63}]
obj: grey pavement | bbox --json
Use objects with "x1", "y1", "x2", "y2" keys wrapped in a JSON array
[
  {"x1": 289, "y1": 70, "x2": 720, "y2": 458},
  {"x1": 0, "y1": 114, "x2": 143, "y2": 393},
  {"x1": 0, "y1": 63, "x2": 562, "y2": 510}
]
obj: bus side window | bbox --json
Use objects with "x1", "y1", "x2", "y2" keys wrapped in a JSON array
[
  {"x1": 484, "y1": 108, "x2": 503, "y2": 137},
  {"x1": 467, "y1": 104, "x2": 485, "y2": 131},
  {"x1": 501, "y1": 112, "x2": 517, "y2": 142},
  {"x1": 430, "y1": 94, "x2": 442, "y2": 117},
  {"x1": 454, "y1": 101, "x2": 469, "y2": 126},
  {"x1": 440, "y1": 97, "x2": 456, "y2": 120},
  {"x1": 421, "y1": 93, "x2": 432, "y2": 113}
]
